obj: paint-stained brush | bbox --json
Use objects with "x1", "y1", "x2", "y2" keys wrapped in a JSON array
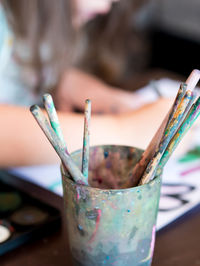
[
  {"x1": 43, "y1": 93, "x2": 68, "y2": 152},
  {"x1": 82, "y1": 99, "x2": 91, "y2": 180},
  {"x1": 181, "y1": 91, "x2": 197, "y2": 121},
  {"x1": 139, "y1": 72, "x2": 200, "y2": 185},
  {"x1": 164, "y1": 83, "x2": 187, "y2": 131},
  {"x1": 123, "y1": 83, "x2": 186, "y2": 188},
  {"x1": 139, "y1": 90, "x2": 193, "y2": 185},
  {"x1": 30, "y1": 105, "x2": 89, "y2": 186},
  {"x1": 142, "y1": 96, "x2": 200, "y2": 184},
  {"x1": 124, "y1": 69, "x2": 200, "y2": 188},
  {"x1": 138, "y1": 90, "x2": 193, "y2": 184}
]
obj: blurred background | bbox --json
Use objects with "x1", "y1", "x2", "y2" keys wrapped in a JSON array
[{"x1": 75, "y1": 0, "x2": 200, "y2": 90}]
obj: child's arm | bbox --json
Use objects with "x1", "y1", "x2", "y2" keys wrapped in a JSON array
[
  {"x1": 0, "y1": 98, "x2": 172, "y2": 167},
  {"x1": 55, "y1": 68, "x2": 144, "y2": 113}
]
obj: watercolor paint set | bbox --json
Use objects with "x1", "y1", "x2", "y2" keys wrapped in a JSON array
[{"x1": 0, "y1": 170, "x2": 61, "y2": 256}]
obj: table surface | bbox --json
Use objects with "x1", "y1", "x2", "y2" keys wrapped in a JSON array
[{"x1": 1, "y1": 69, "x2": 200, "y2": 266}]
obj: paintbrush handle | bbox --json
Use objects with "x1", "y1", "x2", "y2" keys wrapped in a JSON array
[
  {"x1": 138, "y1": 71, "x2": 200, "y2": 185},
  {"x1": 43, "y1": 94, "x2": 68, "y2": 153},
  {"x1": 125, "y1": 70, "x2": 200, "y2": 188},
  {"x1": 82, "y1": 99, "x2": 91, "y2": 179},
  {"x1": 123, "y1": 83, "x2": 186, "y2": 188},
  {"x1": 158, "y1": 97, "x2": 200, "y2": 171},
  {"x1": 164, "y1": 83, "x2": 187, "y2": 133},
  {"x1": 30, "y1": 105, "x2": 89, "y2": 186},
  {"x1": 139, "y1": 90, "x2": 193, "y2": 185},
  {"x1": 181, "y1": 91, "x2": 197, "y2": 120},
  {"x1": 185, "y1": 69, "x2": 200, "y2": 91},
  {"x1": 159, "y1": 90, "x2": 192, "y2": 153}
]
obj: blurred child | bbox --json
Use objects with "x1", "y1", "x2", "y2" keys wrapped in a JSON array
[{"x1": 0, "y1": 0, "x2": 171, "y2": 167}]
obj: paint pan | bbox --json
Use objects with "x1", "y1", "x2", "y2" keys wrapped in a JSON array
[
  {"x1": 10, "y1": 206, "x2": 49, "y2": 228},
  {"x1": 0, "y1": 192, "x2": 22, "y2": 214},
  {"x1": 61, "y1": 145, "x2": 162, "y2": 266},
  {"x1": 0, "y1": 173, "x2": 60, "y2": 256},
  {"x1": 0, "y1": 220, "x2": 14, "y2": 243}
]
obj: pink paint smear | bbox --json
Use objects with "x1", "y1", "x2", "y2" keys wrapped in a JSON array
[
  {"x1": 89, "y1": 209, "x2": 102, "y2": 244},
  {"x1": 180, "y1": 165, "x2": 200, "y2": 176}
]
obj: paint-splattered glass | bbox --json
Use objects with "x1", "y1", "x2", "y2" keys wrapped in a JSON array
[{"x1": 61, "y1": 145, "x2": 161, "y2": 266}]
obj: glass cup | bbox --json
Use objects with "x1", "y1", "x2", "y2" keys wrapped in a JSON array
[{"x1": 61, "y1": 145, "x2": 161, "y2": 266}]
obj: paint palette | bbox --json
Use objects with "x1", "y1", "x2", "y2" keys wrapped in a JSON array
[{"x1": 0, "y1": 170, "x2": 60, "y2": 256}]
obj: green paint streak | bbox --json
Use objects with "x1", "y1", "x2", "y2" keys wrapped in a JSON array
[{"x1": 179, "y1": 146, "x2": 200, "y2": 163}]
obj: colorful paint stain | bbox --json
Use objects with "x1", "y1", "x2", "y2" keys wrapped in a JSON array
[
  {"x1": 61, "y1": 145, "x2": 161, "y2": 266},
  {"x1": 179, "y1": 146, "x2": 200, "y2": 163}
]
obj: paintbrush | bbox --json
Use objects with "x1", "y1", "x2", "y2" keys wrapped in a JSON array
[
  {"x1": 140, "y1": 78, "x2": 198, "y2": 184},
  {"x1": 124, "y1": 69, "x2": 200, "y2": 188},
  {"x1": 140, "y1": 96, "x2": 200, "y2": 184},
  {"x1": 123, "y1": 83, "x2": 186, "y2": 188},
  {"x1": 82, "y1": 99, "x2": 91, "y2": 179},
  {"x1": 139, "y1": 90, "x2": 193, "y2": 184},
  {"x1": 157, "y1": 90, "x2": 193, "y2": 152},
  {"x1": 43, "y1": 93, "x2": 66, "y2": 149},
  {"x1": 30, "y1": 105, "x2": 89, "y2": 185}
]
